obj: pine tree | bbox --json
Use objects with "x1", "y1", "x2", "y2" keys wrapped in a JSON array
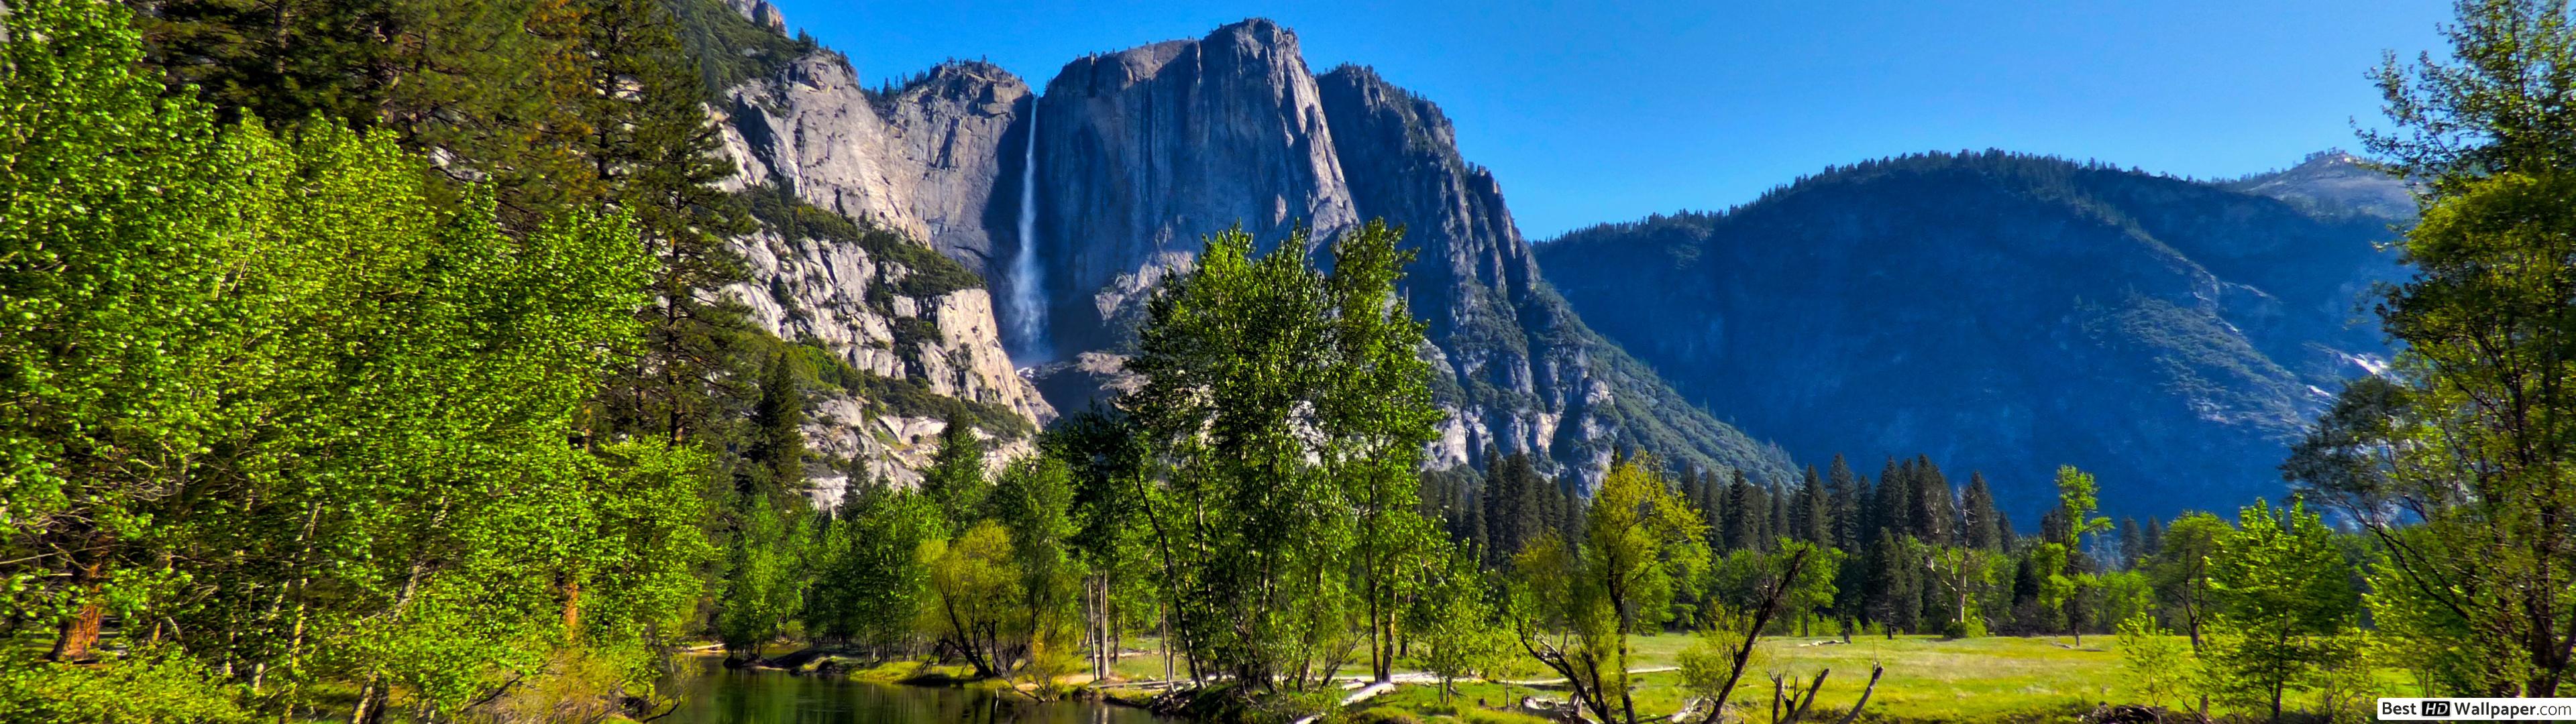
[
  {"x1": 1827, "y1": 455, "x2": 1862, "y2": 552},
  {"x1": 1722, "y1": 470, "x2": 1757, "y2": 551},
  {"x1": 582, "y1": 0, "x2": 759, "y2": 448},
  {"x1": 1960, "y1": 472, "x2": 2003, "y2": 550},
  {"x1": 1766, "y1": 482, "x2": 1789, "y2": 549},
  {"x1": 1866, "y1": 529, "x2": 1919, "y2": 634},
  {"x1": 1692, "y1": 469, "x2": 1720, "y2": 548},
  {"x1": 1876, "y1": 457, "x2": 1915, "y2": 545},
  {"x1": 2116, "y1": 516, "x2": 2143, "y2": 571},
  {"x1": 1480, "y1": 447, "x2": 1513, "y2": 566},
  {"x1": 922, "y1": 415, "x2": 989, "y2": 533},
  {"x1": 1792, "y1": 465, "x2": 1826, "y2": 544},
  {"x1": 1911, "y1": 455, "x2": 1955, "y2": 545},
  {"x1": 2142, "y1": 516, "x2": 2164, "y2": 559},
  {"x1": 745, "y1": 353, "x2": 806, "y2": 499}
]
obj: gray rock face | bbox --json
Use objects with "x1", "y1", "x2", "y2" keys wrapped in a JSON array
[
  {"x1": 1013, "y1": 23, "x2": 1788, "y2": 485},
  {"x1": 719, "y1": 0, "x2": 785, "y2": 34},
  {"x1": 727, "y1": 226, "x2": 1049, "y2": 485},
  {"x1": 1031, "y1": 19, "x2": 1361, "y2": 354},
  {"x1": 712, "y1": 52, "x2": 1053, "y2": 484},
  {"x1": 2222, "y1": 149, "x2": 2417, "y2": 221},
  {"x1": 719, "y1": 55, "x2": 1032, "y2": 272}
]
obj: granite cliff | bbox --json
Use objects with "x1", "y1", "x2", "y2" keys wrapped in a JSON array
[{"x1": 1015, "y1": 21, "x2": 1788, "y2": 484}]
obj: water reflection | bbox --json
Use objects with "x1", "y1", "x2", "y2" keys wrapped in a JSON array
[{"x1": 656, "y1": 656, "x2": 1174, "y2": 724}]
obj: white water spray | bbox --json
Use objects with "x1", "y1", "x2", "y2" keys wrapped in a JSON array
[{"x1": 1008, "y1": 104, "x2": 1049, "y2": 361}]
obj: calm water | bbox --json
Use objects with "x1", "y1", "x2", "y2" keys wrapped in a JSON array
[{"x1": 656, "y1": 656, "x2": 1177, "y2": 724}]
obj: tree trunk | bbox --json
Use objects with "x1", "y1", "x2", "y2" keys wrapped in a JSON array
[
  {"x1": 47, "y1": 598, "x2": 103, "y2": 662},
  {"x1": 561, "y1": 577, "x2": 582, "y2": 644},
  {"x1": 46, "y1": 546, "x2": 107, "y2": 662}
]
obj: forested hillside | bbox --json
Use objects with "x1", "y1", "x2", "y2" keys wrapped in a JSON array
[{"x1": 1536, "y1": 152, "x2": 2406, "y2": 518}]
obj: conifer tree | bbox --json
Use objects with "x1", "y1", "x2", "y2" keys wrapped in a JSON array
[
  {"x1": 745, "y1": 353, "x2": 806, "y2": 497},
  {"x1": 922, "y1": 415, "x2": 989, "y2": 534},
  {"x1": 1960, "y1": 473, "x2": 2003, "y2": 550},
  {"x1": 2142, "y1": 516, "x2": 2164, "y2": 558},
  {"x1": 1767, "y1": 483, "x2": 1790, "y2": 548},
  {"x1": 1874, "y1": 457, "x2": 1915, "y2": 545},
  {"x1": 1827, "y1": 455, "x2": 1863, "y2": 551},
  {"x1": 1723, "y1": 471, "x2": 1758, "y2": 551},
  {"x1": 1792, "y1": 465, "x2": 1826, "y2": 544},
  {"x1": 1911, "y1": 455, "x2": 1955, "y2": 545},
  {"x1": 1866, "y1": 529, "x2": 1919, "y2": 634},
  {"x1": 2115, "y1": 517, "x2": 2143, "y2": 571},
  {"x1": 582, "y1": 0, "x2": 760, "y2": 448}
]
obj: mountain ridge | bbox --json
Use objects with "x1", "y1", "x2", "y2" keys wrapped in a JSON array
[{"x1": 1535, "y1": 149, "x2": 2406, "y2": 518}]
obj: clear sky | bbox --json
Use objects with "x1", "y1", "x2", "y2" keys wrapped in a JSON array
[{"x1": 765, "y1": 1, "x2": 2453, "y2": 239}]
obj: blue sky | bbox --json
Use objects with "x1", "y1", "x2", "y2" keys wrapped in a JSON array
[{"x1": 766, "y1": 1, "x2": 2451, "y2": 239}]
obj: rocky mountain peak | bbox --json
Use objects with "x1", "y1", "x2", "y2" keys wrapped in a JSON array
[
  {"x1": 1032, "y1": 17, "x2": 1360, "y2": 355},
  {"x1": 2223, "y1": 148, "x2": 2416, "y2": 221},
  {"x1": 718, "y1": 0, "x2": 784, "y2": 34}
]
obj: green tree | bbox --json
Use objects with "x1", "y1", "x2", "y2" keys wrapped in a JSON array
[
  {"x1": 1411, "y1": 546, "x2": 1505, "y2": 704},
  {"x1": 1118, "y1": 221, "x2": 1441, "y2": 691},
  {"x1": 1960, "y1": 472, "x2": 2003, "y2": 550},
  {"x1": 926, "y1": 521, "x2": 1026, "y2": 678},
  {"x1": 991, "y1": 457, "x2": 1085, "y2": 685},
  {"x1": 1507, "y1": 456, "x2": 1712, "y2": 724},
  {"x1": 2342, "y1": 0, "x2": 2576, "y2": 696},
  {"x1": 837, "y1": 487, "x2": 944, "y2": 655},
  {"x1": 2203, "y1": 501, "x2": 2359, "y2": 721},
  {"x1": 922, "y1": 416, "x2": 990, "y2": 534},
  {"x1": 2147, "y1": 511, "x2": 2230, "y2": 650},
  {"x1": 2116, "y1": 611, "x2": 2191, "y2": 710},
  {"x1": 2048, "y1": 465, "x2": 2112, "y2": 644},
  {"x1": 1042, "y1": 409, "x2": 1151, "y2": 681},
  {"x1": 745, "y1": 353, "x2": 807, "y2": 497},
  {"x1": 716, "y1": 493, "x2": 806, "y2": 662}
]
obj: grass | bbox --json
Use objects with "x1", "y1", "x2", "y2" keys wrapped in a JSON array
[{"x1": 1091, "y1": 632, "x2": 2418, "y2": 723}]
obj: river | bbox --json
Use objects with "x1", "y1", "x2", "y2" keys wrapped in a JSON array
[{"x1": 655, "y1": 656, "x2": 1178, "y2": 724}]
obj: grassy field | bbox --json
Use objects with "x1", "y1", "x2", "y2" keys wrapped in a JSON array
[{"x1": 1097, "y1": 633, "x2": 2247, "y2": 723}]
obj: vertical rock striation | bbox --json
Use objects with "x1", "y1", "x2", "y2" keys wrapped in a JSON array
[{"x1": 1032, "y1": 19, "x2": 1361, "y2": 355}]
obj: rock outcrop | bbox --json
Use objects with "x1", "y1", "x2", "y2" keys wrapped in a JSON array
[
  {"x1": 1030, "y1": 20, "x2": 1362, "y2": 354},
  {"x1": 718, "y1": 55, "x2": 1032, "y2": 272},
  {"x1": 706, "y1": 9, "x2": 1053, "y2": 485},
  {"x1": 2222, "y1": 149, "x2": 2417, "y2": 221},
  {"x1": 728, "y1": 225, "x2": 1043, "y2": 497}
]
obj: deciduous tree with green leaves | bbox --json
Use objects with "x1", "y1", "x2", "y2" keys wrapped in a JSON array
[
  {"x1": 1508, "y1": 456, "x2": 1714, "y2": 724},
  {"x1": 2322, "y1": 0, "x2": 2576, "y2": 697},
  {"x1": 1117, "y1": 221, "x2": 1441, "y2": 692},
  {"x1": 2203, "y1": 500, "x2": 2359, "y2": 721}
]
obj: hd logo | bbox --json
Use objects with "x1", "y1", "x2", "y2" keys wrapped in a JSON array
[{"x1": 2422, "y1": 701, "x2": 2452, "y2": 717}]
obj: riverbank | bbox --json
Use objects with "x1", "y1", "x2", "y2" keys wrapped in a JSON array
[{"x1": 679, "y1": 634, "x2": 2202, "y2": 723}]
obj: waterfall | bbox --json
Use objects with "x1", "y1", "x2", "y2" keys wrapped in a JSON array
[{"x1": 1009, "y1": 104, "x2": 1049, "y2": 362}]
